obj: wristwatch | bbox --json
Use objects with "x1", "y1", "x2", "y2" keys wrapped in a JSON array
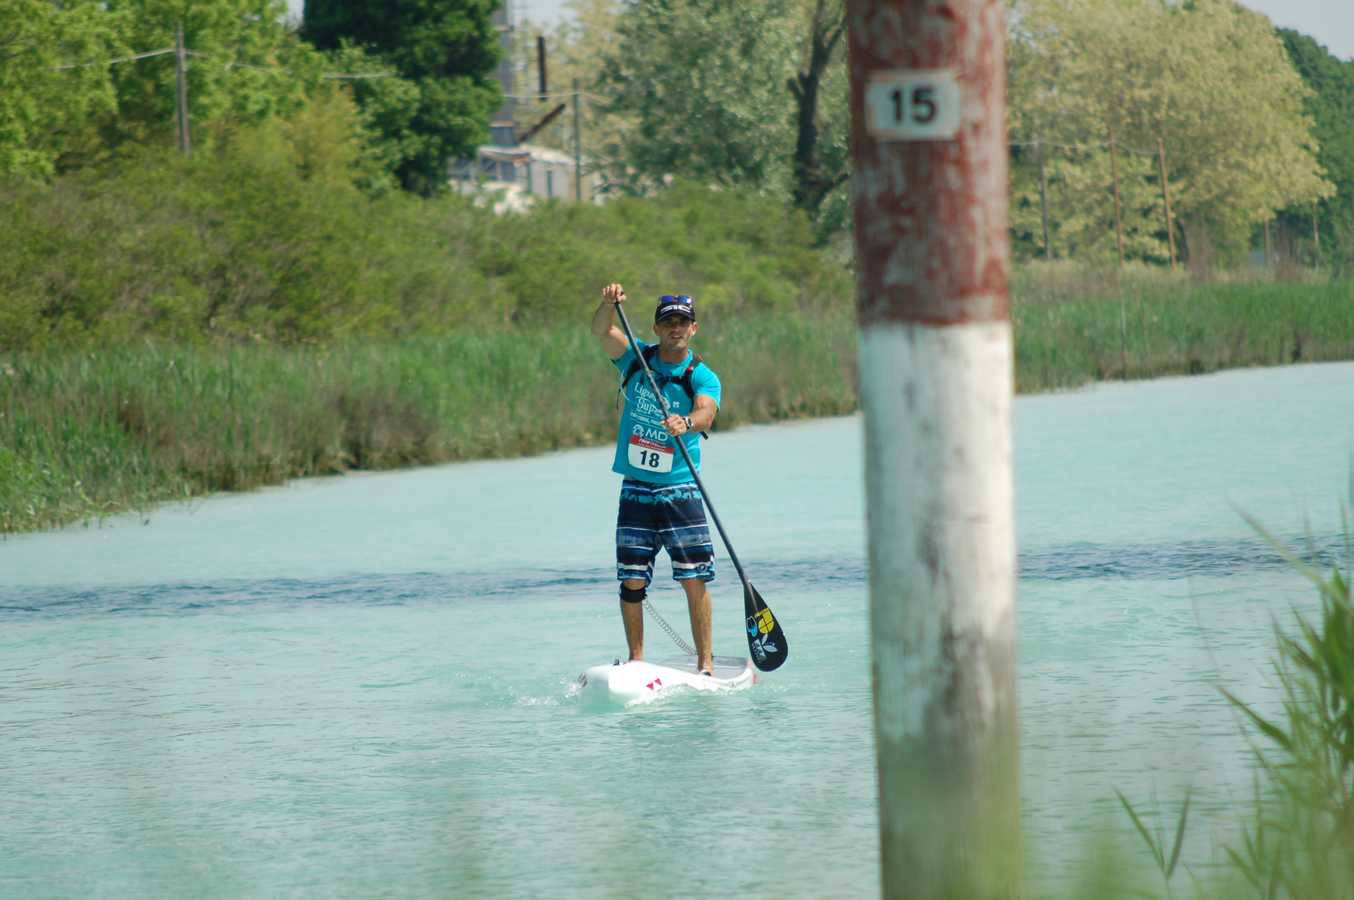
[{"x1": 682, "y1": 416, "x2": 693, "y2": 432}]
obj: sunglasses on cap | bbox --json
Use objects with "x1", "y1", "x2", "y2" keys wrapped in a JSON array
[{"x1": 654, "y1": 294, "x2": 695, "y2": 323}]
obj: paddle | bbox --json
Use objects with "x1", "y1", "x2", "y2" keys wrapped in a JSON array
[{"x1": 612, "y1": 298, "x2": 789, "y2": 672}]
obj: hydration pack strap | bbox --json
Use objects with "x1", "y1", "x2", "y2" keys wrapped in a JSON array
[{"x1": 617, "y1": 346, "x2": 710, "y2": 439}]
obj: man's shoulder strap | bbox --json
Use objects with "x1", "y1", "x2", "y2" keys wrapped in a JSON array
[
  {"x1": 621, "y1": 345, "x2": 702, "y2": 393},
  {"x1": 617, "y1": 349, "x2": 711, "y2": 439},
  {"x1": 619, "y1": 344, "x2": 658, "y2": 385},
  {"x1": 678, "y1": 354, "x2": 704, "y2": 393}
]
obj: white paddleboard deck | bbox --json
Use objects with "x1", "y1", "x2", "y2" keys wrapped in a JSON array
[{"x1": 578, "y1": 655, "x2": 755, "y2": 706}]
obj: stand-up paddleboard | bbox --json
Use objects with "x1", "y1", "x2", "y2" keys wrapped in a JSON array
[{"x1": 578, "y1": 655, "x2": 754, "y2": 706}]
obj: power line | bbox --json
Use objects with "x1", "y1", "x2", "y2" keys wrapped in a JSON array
[
  {"x1": 185, "y1": 50, "x2": 390, "y2": 78},
  {"x1": 1009, "y1": 137, "x2": 1156, "y2": 156},
  {"x1": 54, "y1": 47, "x2": 174, "y2": 70},
  {"x1": 51, "y1": 44, "x2": 388, "y2": 79},
  {"x1": 501, "y1": 88, "x2": 609, "y2": 102}
]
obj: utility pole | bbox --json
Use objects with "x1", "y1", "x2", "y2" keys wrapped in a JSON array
[
  {"x1": 573, "y1": 78, "x2": 582, "y2": 203},
  {"x1": 537, "y1": 36, "x2": 548, "y2": 102},
  {"x1": 175, "y1": 23, "x2": 191, "y2": 154},
  {"x1": 848, "y1": 1, "x2": 1019, "y2": 897}
]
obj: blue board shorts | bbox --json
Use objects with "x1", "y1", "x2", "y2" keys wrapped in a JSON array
[{"x1": 615, "y1": 479, "x2": 716, "y2": 585}]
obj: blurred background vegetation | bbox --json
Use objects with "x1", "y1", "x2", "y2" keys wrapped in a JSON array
[
  {"x1": 2, "y1": 0, "x2": 1353, "y2": 534},
  {"x1": 524, "y1": 0, "x2": 1354, "y2": 270},
  {"x1": 3, "y1": 0, "x2": 1352, "y2": 281}
]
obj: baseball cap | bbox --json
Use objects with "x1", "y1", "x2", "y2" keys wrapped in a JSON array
[{"x1": 654, "y1": 294, "x2": 695, "y2": 323}]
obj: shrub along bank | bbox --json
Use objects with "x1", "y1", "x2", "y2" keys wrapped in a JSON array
[
  {"x1": 6, "y1": 276, "x2": 1354, "y2": 534},
  {"x1": 0, "y1": 150, "x2": 844, "y2": 350},
  {"x1": 3, "y1": 150, "x2": 1353, "y2": 533},
  {"x1": 0, "y1": 314, "x2": 858, "y2": 533}
]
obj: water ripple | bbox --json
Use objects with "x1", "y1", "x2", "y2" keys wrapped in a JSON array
[
  {"x1": 1, "y1": 532, "x2": 1344, "y2": 622},
  {"x1": 1019, "y1": 533, "x2": 1348, "y2": 582}
]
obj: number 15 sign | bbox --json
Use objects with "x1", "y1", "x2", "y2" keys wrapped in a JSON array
[{"x1": 864, "y1": 70, "x2": 961, "y2": 141}]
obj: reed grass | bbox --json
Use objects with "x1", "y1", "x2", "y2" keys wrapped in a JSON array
[
  {"x1": 3, "y1": 271, "x2": 1351, "y2": 535},
  {"x1": 1106, "y1": 508, "x2": 1354, "y2": 898},
  {"x1": 1216, "y1": 514, "x2": 1354, "y2": 898},
  {"x1": 0, "y1": 313, "x2": 859, "y2": 533},
  {"x1": 1014, "y1": 277, "x2": 1354, "y2": 393}
]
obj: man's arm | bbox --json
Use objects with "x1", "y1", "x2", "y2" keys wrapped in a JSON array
[
  {"x1": 663, "y1": 395, "x2": 717, "y2": 437},
  {"x1": 593, "y1": 282, "x2": 630, "y2": 360},
  {"x1": 690, "y1": 394, "x2": 718, "y2": 431}
]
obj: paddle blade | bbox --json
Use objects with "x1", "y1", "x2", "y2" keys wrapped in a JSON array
[{"x1": 743, "y1": 582, "x2": 788, "y2": 671}]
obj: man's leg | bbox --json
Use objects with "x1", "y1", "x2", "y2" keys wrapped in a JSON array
[
  {"x1": 616, "y1": 480, "x2": 660, "y2": 662},
  {"x1": 657, "y1": 481, "x2": 716, "y2": 674},
  {"x1": 620, "y1": 579, "x2": 647, "y2": 661},
  {"x1": 680, "y1": 577, "x2": 714, "y2": 673}
]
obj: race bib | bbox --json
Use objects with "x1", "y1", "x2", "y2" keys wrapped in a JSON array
[{"x1": 628, "y1": 434, "x2": 674, "y2": 473}]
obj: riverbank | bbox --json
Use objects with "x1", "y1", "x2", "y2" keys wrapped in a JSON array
[
  {"x1": 1013, "y1": 274, "x2": 1354, "y2": 391},
  {"x1": 3, "y1": 275, "x2": 1352, "y2": 535}
]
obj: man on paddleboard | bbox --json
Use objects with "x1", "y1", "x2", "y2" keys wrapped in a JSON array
[{"x1": 592, "y1": 283, "x2": 722, "y2": 675}]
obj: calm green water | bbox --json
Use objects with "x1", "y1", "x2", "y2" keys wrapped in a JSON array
[{"x1": 3, "y1": 361, "x2": 1353, "y2": 897}]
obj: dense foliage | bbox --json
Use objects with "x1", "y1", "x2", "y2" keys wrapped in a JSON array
[
  {"x1": 1009, "y1": 0, "x2": 1331, "y2": 268},
  {"x1": 301, "y1": 0, "x2": 501, "y2": 194},
  {"x1": 0, "y1": 0, "x2": 336, "y2": 178},
  {"x1": 2, "y1": 0, "x2": 1350, "y2": 268},
  {"x1": 518, "y1": 0, "x2": 1343, "y2": 263},
  {"x1": 0, "y1": 138, "x2": 848, "y2": 350},
  {"x1": 6, "y1": 267, "x2": 1354, "y2": 534},
  {"x1": 103, "y1": 0, "x2": 321, "y2": 147},
  {"x1": 0, "y1": 0, "x2": 119, "y2": 178},
  {"x1": 1277, "y1": 30, "x2": 1354, "y2": 275},
  {"x1": 587, "y1": 0, "x2": 851, "y2": 234}
]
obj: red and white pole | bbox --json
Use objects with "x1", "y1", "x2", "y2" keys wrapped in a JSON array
[{"x1": 847, "y1": 1, "x2": 1019, "y2": 894}]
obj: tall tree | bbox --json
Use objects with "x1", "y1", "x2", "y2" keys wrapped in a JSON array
[
  {"x1": 1009, "y1": 0, "x2": 1331, "y2": 269},
  {"x1": 596, "y1": 0, "x2": 848, "y2": 231},
  {"x1": 103, "y1": 0, "x2": 320, "y2": 149},
  {"x1": 598, "y1": 0, "x2": 797, "y2": 190},
  {"x1": 1276, "y1": 29, "x2": 1354, "y2": 273},
  {"x1": 302, "y1": 0, "x2": 502, "y2": 195},
  {"x1": 0, "y1": 0, "x2": 119, "y2": 178},
  {"x1": 1008, "y1": 3, "x2": 1165, "y2": 262},
  {"x1": 787, "y1": 0, "x2": 848, "y2": 220}
]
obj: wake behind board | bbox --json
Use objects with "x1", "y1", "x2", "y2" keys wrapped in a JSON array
[{"x1": 578, "y1": 655, "x2": 754, "y2": 706}]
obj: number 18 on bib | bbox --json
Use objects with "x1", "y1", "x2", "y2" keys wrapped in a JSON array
[{"x1": 628, "y1": 434, "x2": 674, "y2": 473}]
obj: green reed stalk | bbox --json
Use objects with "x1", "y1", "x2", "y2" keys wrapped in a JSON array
[
  {"x1": 0, "y1": 313, "x2": 860, "y2": 533},
  {"x1": 4, "y1": 277, "x2": 1353, "y2": 535},
  {"x1": 1218, "y1": 510, "x2": 1354, "y2": 898}
]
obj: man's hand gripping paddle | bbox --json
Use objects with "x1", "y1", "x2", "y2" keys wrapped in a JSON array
[{"x1": 612, "y1": 298, "x2": 789, "y2": 672}]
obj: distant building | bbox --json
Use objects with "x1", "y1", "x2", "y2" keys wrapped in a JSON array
[
  {"x1": 450, "y1": 3, "x2": 597, "y2": 210},
  {"x1": 451, "y1": 143, "x2": 601, "y2": 212}
]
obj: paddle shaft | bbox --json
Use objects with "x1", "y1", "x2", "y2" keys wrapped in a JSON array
[{"x1": 611, "y1": 301, "x2": 755, "y2": 595}]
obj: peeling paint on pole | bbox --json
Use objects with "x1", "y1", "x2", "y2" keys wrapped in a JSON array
[
  {"x1": 849, "y1": 0, "x2": 1009, "y2": 327},
  {"x1": 848, "y1": 0, "x2": 1019, "y2": 895}
]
